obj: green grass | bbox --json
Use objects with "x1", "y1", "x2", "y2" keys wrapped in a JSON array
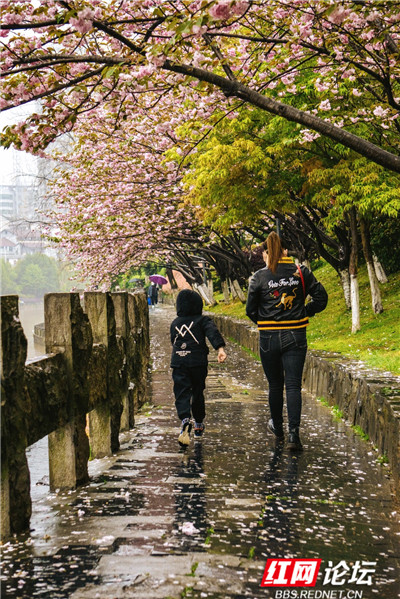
[
  {"x1": 138, "y1": 402, "x2": 154, "y2": 416},
  {"x1": 228, "y1": 336, "x2": 260, "y2": 362},
  {"x1": 313, "y1": 498, "x2": 347, "y2": 506},
  {"x1": 351, "y1": 425, "x2": 370, "y2": 441},
  {"x1": 316, "y1": 396, "x2": 330, "y2": 407},
  {"x1": 187, "y1": 562, "x2": 199, "y2": 577},
  {"x1": 180, "y1": 586, "x2": 194, "y2": 598},
  {"x1": 204, "y1": 526, "x2": 214, "y2": 545},
  {"x1": 332, "y1": 405, "x2": 344, "y2": 420},
  {"x1": 307, "y1": 262, "x2": 400, "y2": 375},
  {"x1": 317, "y1": 397, "x2": 344, "y2": 421},
  {"x1": 317, "y1": 399, "x2": 389, "y2": 467},
  {"x1": 205, "y1": 263, "x2": 400, "y2": 375}
]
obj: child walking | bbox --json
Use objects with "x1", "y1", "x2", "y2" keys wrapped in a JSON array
[{"x1": 170, "y1": 289, "x2": 227, "y2": 447}]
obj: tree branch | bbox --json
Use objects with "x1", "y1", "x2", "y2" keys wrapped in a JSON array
[{"x1": 163, "y1": 61, "x2": 400, "y2": 173}]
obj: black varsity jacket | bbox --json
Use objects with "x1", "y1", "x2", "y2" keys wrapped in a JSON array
[{"x1": 246, "y1": 257, "x2": 328, "y2": 332}]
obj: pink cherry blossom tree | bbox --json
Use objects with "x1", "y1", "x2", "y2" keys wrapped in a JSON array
[
  {"x1": 1, "y1": 0, "x2": 400, "y2": 172},
  {"x1": 46, "y1": 86, "x2": 253, "y2": 296}
]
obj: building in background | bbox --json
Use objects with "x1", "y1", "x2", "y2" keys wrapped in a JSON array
[
  {"x1": 0, "y1": 184, "x2": 38, "y2": 220},
  {"x1": 0, "y1": 105, "x2": 59, "y2": 265},
  {"x1": 0, "y1": 212, "x2": 50, "y2": 265},
  {"x1": 0, "y1": 149, "x2": 59, "y2": 263},
  {"x1": 0, "y1": 215, "x2": 21, "y2": 263},
  {"x1": 0, "y1": 186, "x2": 14, "y2": 219}
]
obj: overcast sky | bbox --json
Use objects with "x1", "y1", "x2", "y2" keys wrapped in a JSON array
[{"x1": 0, "y1": 105, "x2": 39, "y2": 187}]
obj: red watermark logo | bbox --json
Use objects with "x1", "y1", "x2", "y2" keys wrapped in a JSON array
[
  {"x1": 261, "y1": 559, "x2": 377, "y2": 589},
  {"x1": 261, "y1": 559, "x2": 322, "y2": 587}
]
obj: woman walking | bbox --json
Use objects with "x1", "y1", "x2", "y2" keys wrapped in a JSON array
[{"x1": 246, "y1": 232, "x2": 328, "y2": 450}]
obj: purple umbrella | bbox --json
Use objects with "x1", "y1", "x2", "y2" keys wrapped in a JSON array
[{"x1": 149, "y1": 274, "x2": 168, "y2": 285}]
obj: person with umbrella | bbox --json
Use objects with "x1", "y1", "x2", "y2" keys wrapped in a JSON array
[
  {"x1": 149, "y1": 274, "x2": 168, "y2": 286},
  {"x1": 148, "y1": 274, "x2": 168, "y2": 307},
  {"x1": 148, "y1": 281, "x2": 158, "y2": 307}
]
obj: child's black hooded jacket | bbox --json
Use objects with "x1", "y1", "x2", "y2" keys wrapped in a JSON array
[{"x1": 170, "y1": 289, "x2": 225, "y2": 368}]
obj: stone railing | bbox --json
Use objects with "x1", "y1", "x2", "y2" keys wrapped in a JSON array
[
  {"x1": 211, "y1": 314, "x2": 400, "y2": 497},
  {"x1": 1, "y1": 291, "x2": 150, "y2": 540}
]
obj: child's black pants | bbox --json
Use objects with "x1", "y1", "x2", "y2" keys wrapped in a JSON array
[{"x1": 172, "y1": 365, "x2": 208, "y2": 422}]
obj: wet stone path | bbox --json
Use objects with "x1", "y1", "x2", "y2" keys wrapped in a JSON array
[{"x1": 1, "y1": 304, "x2": 400, "y2": 599}]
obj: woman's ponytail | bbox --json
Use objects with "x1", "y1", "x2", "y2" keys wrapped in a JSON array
[{"x1": 265, "y1": 231, "x2": 283, "y2": 274}]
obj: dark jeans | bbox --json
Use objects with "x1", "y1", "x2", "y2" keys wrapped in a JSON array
[
  {"x1": 259, "y1": 329, "x2": 307, "y2": 430},
  {"x1": 172, "y1": 365, "x2": 208, "y2": 423}
]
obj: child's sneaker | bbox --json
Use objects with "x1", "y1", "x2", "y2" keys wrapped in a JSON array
[
  {"x1": 178, "y1": 418, "x2": 192, "y2": 447},
  {"x1": 193, "y1": 422, "x2": 205, "y2": 439}
]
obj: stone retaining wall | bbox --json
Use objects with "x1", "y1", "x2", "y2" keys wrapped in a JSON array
[
  {"x1": 0, "y1": 291, "x2": 150, "y2": 540},
  {"x1": 211, "y1": 314, "x2": 400, "y2": 498}
]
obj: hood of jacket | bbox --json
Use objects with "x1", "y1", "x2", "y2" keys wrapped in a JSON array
[{"x1": 176, "y1": 289, "x2": 203, "y2": 317}]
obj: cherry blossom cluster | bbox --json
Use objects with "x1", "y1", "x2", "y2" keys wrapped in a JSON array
[
  {"x1": 1, "y1": 0, "x2": 399, "y2": 156},
  {"x1": 2, "y1": 0, "x2": 400, "y2": 282},
  {"x1": 47, "y1": 85, "x2": 218, "y2": 284}
]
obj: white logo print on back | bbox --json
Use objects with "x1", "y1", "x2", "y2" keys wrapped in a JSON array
[{"x1": 174, "y1": 321, "x2": 200, "y2": 344}]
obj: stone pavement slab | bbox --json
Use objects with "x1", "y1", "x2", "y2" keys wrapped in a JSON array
[{"x1": 1, "y1": 304, "x2": 400, "y2": 599}]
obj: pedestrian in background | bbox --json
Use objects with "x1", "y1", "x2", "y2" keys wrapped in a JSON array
[
  {"x1": 246, "y1": 232, "x2": 328, "y2": 450},
  {"x1": 148, "y1": 281, "x2": 158, "y2": 308},
  {"x1": 170, "y1": 289, "x2": 227, "y2": 447}
]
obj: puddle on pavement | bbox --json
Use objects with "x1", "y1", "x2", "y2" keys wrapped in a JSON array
[
  {"x1": 2, "y1": 305, "x2": 400, "y2": 599},
  {"x1": 1, "y1": 544, "x2": 101, "y2": 598}
]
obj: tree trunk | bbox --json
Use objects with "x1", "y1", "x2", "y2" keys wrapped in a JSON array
[
  {"x1": 229, "y1": 278, "x2": 237, "y2": 300},
  {"x1": 349, "y1": 208, "x2": 360, "y2": 333},
  {"x1": 231, "y1": 279, "x2": 246, "y2": 303},
  {"x1": 166, "y1": 267, "x2": 178, "y2": 289},
  {"x1": 350, "y1": 273, "x2": 360, "y2": 333},
  {"x1": 208, "y1": 277, "x2": 214, "y2": 298},
  {"x1": 221, "y1": 279, "x2": 230, "y2": 302},
  {"x1": 194, "y1": 283, "x2": 216, "y2": 306},
  {"x1": 373, "y1": 254, "x2": 388, "y2": 284},
  {"x1": 339, "y1": 269, "x2": 351, "y2": 310},
  {"x1": 360, "y1": 218, "x2": 383, "y2": 314},
  {"x1": 365, "y1": 261, "x2": 383, "y2": 313}
]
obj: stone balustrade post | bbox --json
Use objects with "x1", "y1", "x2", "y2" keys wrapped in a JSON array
[
  {"x1": 45, "y1": 293, "x2": 92, "y2": 491},
  {"x1": 84, "y1": 292, "x2": 112, "y2": 458},
  {"x1": 85, "y1": 292, "x2": 123, "y2": 454},
  {"x1": 111, "y1": 292, "x2": 131, "y2": 431},
  {"x1": 127, "y1": 293, "x2": 140, "y2": 413},
  {"x1": 1, "y1": 295, "x2": 30, "y2": 538},
  {"x1": 0, "y1": 462, "x2": 10, "y2": 540},
  {"x1": 126, "y1": 291, "x2": 150, "y2": 413}
]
